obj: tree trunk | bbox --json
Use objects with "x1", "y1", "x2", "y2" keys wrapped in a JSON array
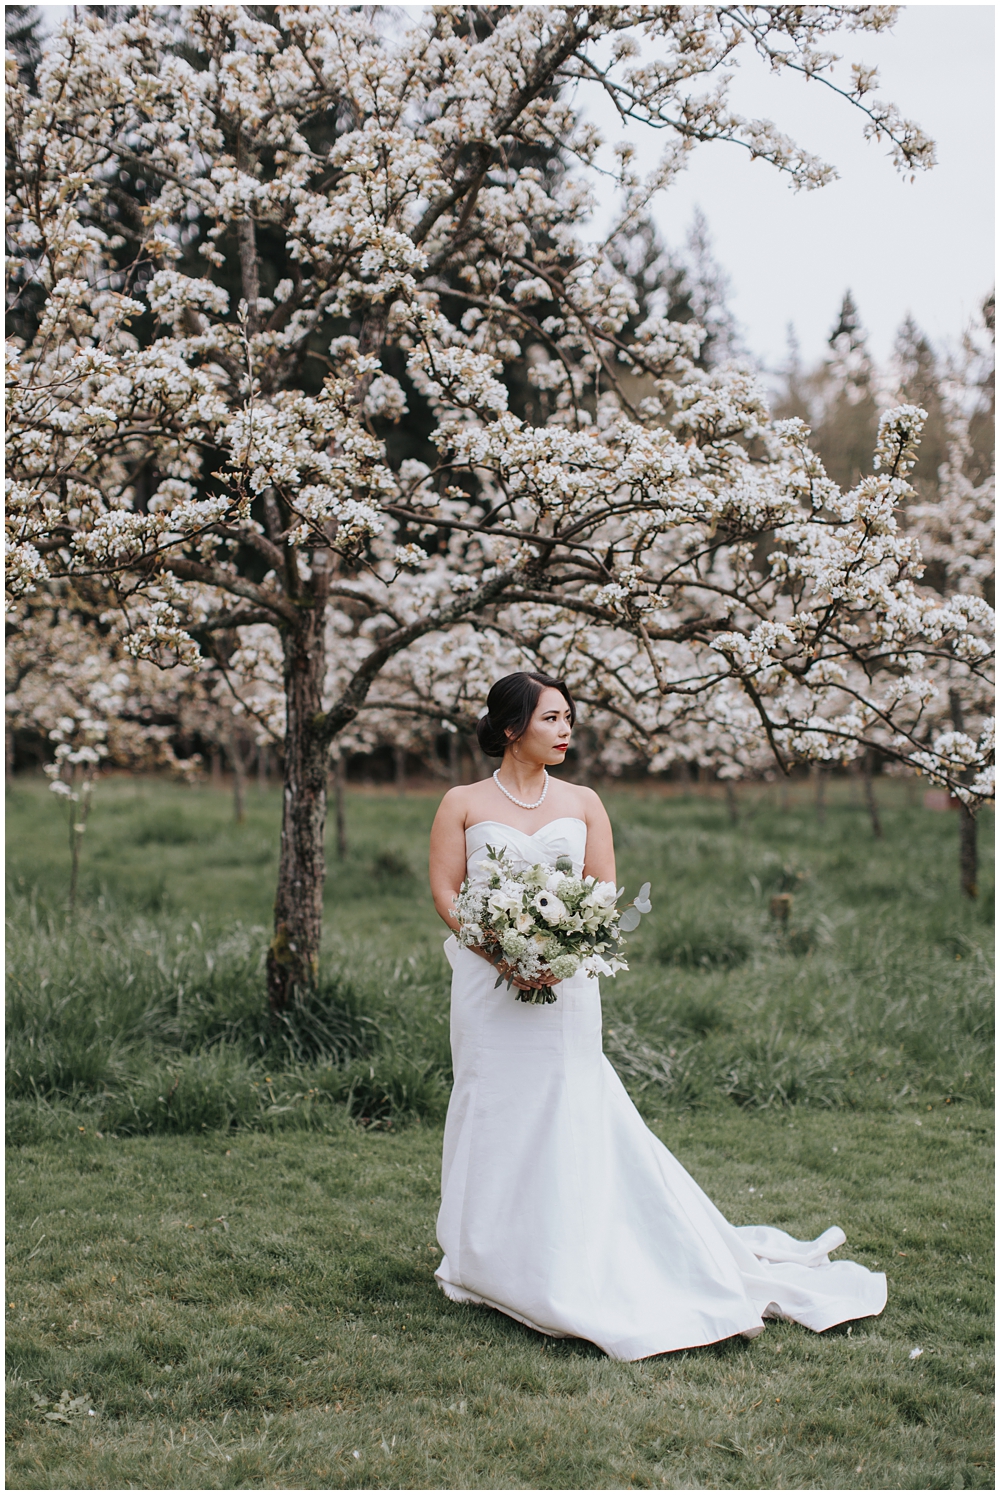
[
  {"x1": 257, "y1": 743, "x2": 268, "y2": 788},
  {"x1": 575, "y1": 725, "x2": 594, "y2": 787},
  {"x1": 233, "y1": 760, "x2": 245, "y2": 824},
  {"x1": 68, "y1": 773, "x2": 92, "y2": 916},
  {"x1": 467, "y1": 735, "x2": 486, "y2": 781},
  {"x1": 863, "y1": 749, "x2": 883, "y2": 839},
  {"x1": 394, "y1": 742, "x2": 406, "y2": 795},
  {"x1": 229, "y1": 732, "x2": 247, "y2": 824},
  {"x1": 267, "y1": 616, "x2": 328, "y2": 1012},
  {"x1": 67, "y1": 773, "x2": 79, "y2": 914},
  {"x1": 959, "y1": 804, "x2": 978, "y2": 899},
  {"x1": 812, "y1": 764, "x2": 826, "y2": 825},
  {"x1": 949, "y1": 690, "x2": 978, "y2": 899},
  {"x1": 724, "y1": 780, "x2": 739, "y2": 825},
  {"x1": 331, "y1": 754, "x2": 347, "y2": 861}
]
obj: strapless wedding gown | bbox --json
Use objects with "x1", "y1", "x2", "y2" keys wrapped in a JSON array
[{"x1": 435, "y1": 817, "x2": 886, "y2": 1361}]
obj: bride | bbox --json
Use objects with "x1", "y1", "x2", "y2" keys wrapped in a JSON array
[{"x1": 428, "y1": 671, "x2": 886, "y2": 1361}]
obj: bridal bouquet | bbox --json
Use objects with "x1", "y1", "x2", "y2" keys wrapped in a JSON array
[{"x1": 454, "y1": 847, "x2": 652, "y2": 1003}]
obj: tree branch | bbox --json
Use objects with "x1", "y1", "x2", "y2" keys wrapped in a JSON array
[
  {"x1": 165, "y1": 556, "x2": 301, "y2": 627},
  {"x1": 315, "y1": 565, "x2": 520, "y2": 745}
]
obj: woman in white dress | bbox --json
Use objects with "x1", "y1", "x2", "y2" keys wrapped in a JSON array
[{"x1": 428, "y1": 672, "x2": 886, "y2": 1361}]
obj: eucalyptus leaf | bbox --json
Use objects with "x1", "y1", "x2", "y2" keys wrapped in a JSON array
[
  {"x1": 634, "y1": 898, "x2": 652, "y2": 914},
  {"x1": 638, "y1": 882, "x2": 651, "y2": 901},
  {"x1": 620, "y1": 907, "x2": 642, "y2": 932}
]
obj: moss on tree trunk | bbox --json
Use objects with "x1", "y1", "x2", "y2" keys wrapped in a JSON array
[{"x1": 267, "y1": 614, "x2": 328, "y2": 1012}]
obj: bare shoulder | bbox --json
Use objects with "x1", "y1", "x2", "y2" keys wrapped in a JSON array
[
  {"x1": 434, "y1": 780, "x2": 493, "y2": 828},
  {"x1": 558, "y1": 781, "x2": 608, "y2": 822},
  {"x1": 436, "y1": 784, "x2": 471, "y2": 818},
  {"x1": 577, "y1": 784, "x2": 610, "y2": 822}
]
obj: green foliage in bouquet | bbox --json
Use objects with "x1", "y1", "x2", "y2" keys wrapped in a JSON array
[{"x1": 455, "y1": 848, "x2": 653, "y2": 1004}]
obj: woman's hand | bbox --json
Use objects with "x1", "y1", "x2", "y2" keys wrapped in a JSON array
[
  {"x1": 484, "y1": 951, "x2": 559, "y2": 991},
  {"x1": 469, "y1": 944, "x2": 558, "y2": 990},
  {"x1": 511, "y1": 969, "x2": 560, "y2": 991}
]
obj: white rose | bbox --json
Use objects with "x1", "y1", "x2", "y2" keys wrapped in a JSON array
[
  {"x1": 586, "y1": 880, "x2": 618, "y2": 912},
  {"x1": 487, "y1": 883, "x2": 522, "y2": 918}
]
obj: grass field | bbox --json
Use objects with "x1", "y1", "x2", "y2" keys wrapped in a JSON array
[{"x1": 5, "y1": 773, "x2": 995, "y2": 1489}]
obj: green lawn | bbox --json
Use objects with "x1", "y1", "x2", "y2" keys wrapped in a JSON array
[{"x1": 6, "y1": 774, "x2": 995, "y2": 1489}]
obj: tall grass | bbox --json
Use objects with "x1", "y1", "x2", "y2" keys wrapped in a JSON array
[
  {"x1": 5, "y1": 775, "x2": 994, "y2": 1142},
  {"x1": 6, "y1": 901, "x2": 451, "y2": 1142}
]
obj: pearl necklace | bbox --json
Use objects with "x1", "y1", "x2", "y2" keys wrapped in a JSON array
[{"x1": 493, "y1": 768, "x2": 549, "y2": 810}]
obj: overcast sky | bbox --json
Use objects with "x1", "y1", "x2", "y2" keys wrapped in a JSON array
[
  {"x1": 33, "y1": 3, "x2": 994, "y2": 370},
  {"x1": 580, "y1": 3, "x2": 995, "y2": 370}
]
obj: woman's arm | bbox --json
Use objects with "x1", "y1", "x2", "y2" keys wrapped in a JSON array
[
  {"x1": 428, "y1": 788, "x2": 554, "y2": 990},
  {"x1": 429, "y1": 787, "x2": 469, "y2": 932},
  {"x1": 581, "y1": 787, "x2": 616, "y2": 885}
]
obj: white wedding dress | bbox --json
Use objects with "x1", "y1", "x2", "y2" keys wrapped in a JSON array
[{"x1": 435, "y1": 817, "x2": 886, "y2": 1361}]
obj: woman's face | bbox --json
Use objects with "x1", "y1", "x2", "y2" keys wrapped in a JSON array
[{"x1": 507, "y1": 687, "x2": 573, "y2": 767}]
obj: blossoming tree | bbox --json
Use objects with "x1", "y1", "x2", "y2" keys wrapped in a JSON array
[
  {"x1": 905, "y1": 306, "x2": 995, "y2": 895},
  {"x1": 6, "y1": 588, "x2": 203, "y2": 778},
  {"x1": 10, "y1": 4, "x2": 990, "y2": 1005}
]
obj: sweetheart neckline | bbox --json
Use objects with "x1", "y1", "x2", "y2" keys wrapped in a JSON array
[{"x1": 464, "y1": 816, "x2": 587, "y2": 838}]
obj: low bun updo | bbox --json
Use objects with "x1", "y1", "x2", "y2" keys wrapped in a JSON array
[{"x1": 476, "y1": 672, "x2": 576, "y2": 759}]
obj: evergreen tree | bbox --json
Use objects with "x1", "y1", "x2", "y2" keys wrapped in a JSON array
[
  {"x1": 608, "y1": 210, "x2": 740, "y2": 370},
  {"x1": 965, "y1": 291, "x2": 995, "y2": 490},
  {"x1": 809, "y1": 291, "x2": 881, "y2": 490},
  {"x1": 772, "y1": 325, "x2": 812, "y2": 424},
  {"x1": 4, "y1": 6, "x2": 42, "y2": 94},
  {"x1": 608, "y1": 218, "x2": 693, "y2": 336},
  {"x1": 892, "y1": 316, "x2": 948, "y2": 501},
  {"x1": 683, "y1": 208, "x2": 741, "y2": 368}
]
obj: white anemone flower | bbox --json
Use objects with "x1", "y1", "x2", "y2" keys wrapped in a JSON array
[{"x1": 533, "y1": 889, "x2": 568, "y2": 924}]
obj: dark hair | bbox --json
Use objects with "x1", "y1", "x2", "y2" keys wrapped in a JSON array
[{"x1": 476, "y1": 672, "x2": 576, "y2": 759}]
